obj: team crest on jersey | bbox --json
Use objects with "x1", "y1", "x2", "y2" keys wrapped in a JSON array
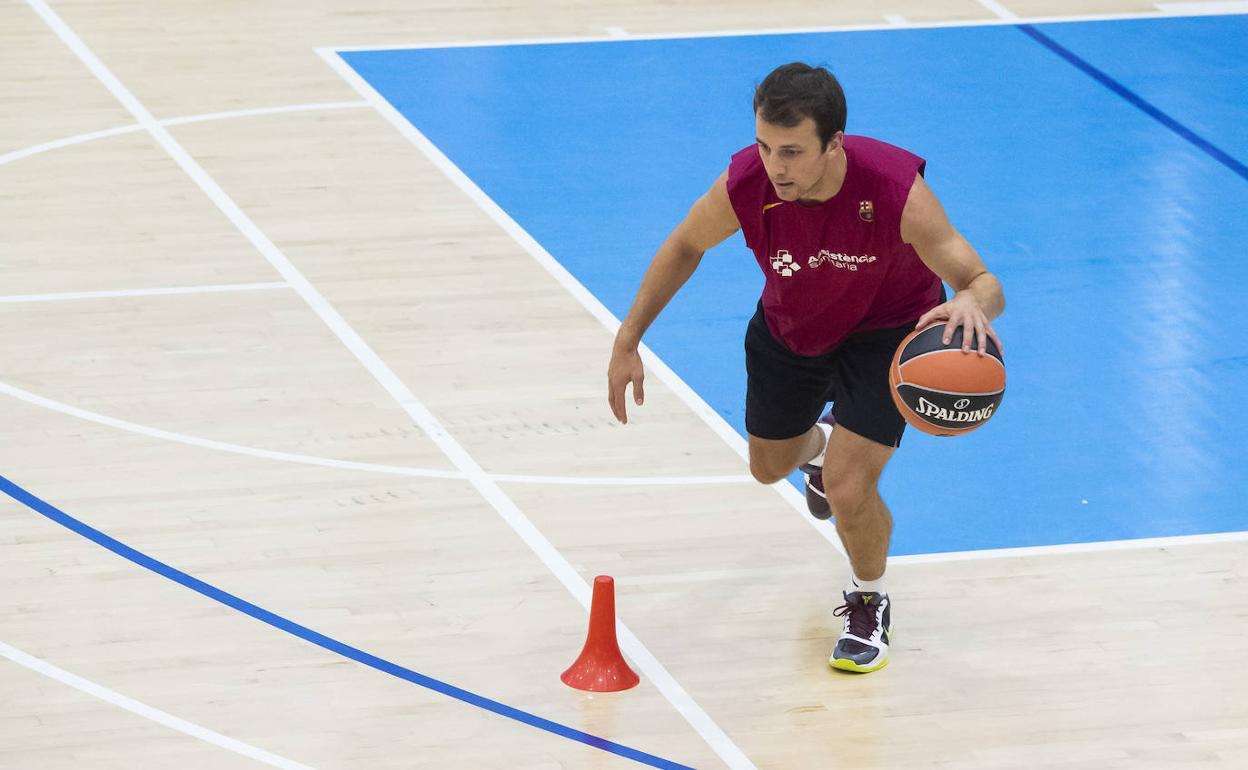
[{"x1": 859, "y1": 199, "x2": 874, "y2": 222}]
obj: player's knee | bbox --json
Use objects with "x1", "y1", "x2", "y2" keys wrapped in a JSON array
[
  {"x1": 823, "y1": 471, "x2": 875, "y2": 515},
  {"x1": 748, "y1": 442, "x2": 795, "y2": 484},
  {"x1": 749, "y1": 457, "x2": 788, "y2": 485}
]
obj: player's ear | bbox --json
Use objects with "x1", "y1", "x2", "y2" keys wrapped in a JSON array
[{"x1": 824, "y1": 131, "x2": 845, "y2": 155}]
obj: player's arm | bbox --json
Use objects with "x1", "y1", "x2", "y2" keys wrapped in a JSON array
[
  {"x1": 901, "y1": 173, "x2": 1006, "y2": 356},
  {"x1": 608, "y1": 169, "x2": 741, "y2": 423}
]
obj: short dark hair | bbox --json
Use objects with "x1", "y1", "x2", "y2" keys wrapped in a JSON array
[{"x1": 753, "y1": 63, "x2": 847, "y2": 149}]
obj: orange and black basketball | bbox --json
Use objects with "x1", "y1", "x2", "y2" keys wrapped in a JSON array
[{"x1": 889, "y1": 322, "x2": 1005, "y2": 436}]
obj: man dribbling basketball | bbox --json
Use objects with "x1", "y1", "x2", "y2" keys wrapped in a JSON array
[{"x1": 606, "y1": 62, "x2": 1005, "y2": 673}]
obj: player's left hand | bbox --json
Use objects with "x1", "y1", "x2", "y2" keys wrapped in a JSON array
[{"x1": 915, "y1": 291, "x2": 1003, "y2": 357}]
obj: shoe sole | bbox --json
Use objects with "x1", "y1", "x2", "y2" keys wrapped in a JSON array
[
  {"x1": 828, "y1": 625, "x2": 892, "y2": 674},
  {"x1": 829, "y1": 655, "x2": 889, "y2": 674}
]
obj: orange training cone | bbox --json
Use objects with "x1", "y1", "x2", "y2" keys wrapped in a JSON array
[{"x1": 561, "y1": 575, "x2": 640, "y2": 692}]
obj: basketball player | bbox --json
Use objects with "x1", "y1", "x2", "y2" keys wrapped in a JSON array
[{"x1": 607, "y1": 63, "x2": 1005, "y2": 673}]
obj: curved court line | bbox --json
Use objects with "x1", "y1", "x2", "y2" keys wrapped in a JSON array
[
  {"x1": 0, "y1": 381, "x2": 461, "y2": 481},
  {"x1": 0, "y1": 381, "x2": 754, "y2": 486},
  {"x1": 159, "y1": 101, "x2": 370, "y2": 127},
  {"x1": 0, "y1": 123, "x2": 145, "y2": 166},
  {"x1": 3, "y1": 374, "x2": 1237, "y2": 553},
  {"x1": 0, "y1": 474, "x2": 692, "y2": 770},
  {"x1": 494, "y1": 471, "x2": 754, "y2": 485},
  {"x1": 0, "y1": 101, "x2": 368, "y2": 168},
  {"x1": 0, "y1": 640, "x2": 318, "y2": 770}
]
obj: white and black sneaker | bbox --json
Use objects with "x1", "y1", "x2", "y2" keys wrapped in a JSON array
[
  {"x1": 799, "y1": 411, "x2": 836, "y2": 520},
  {"x1": 829, "y1": 590, "x2": 891, "y2": 673}
]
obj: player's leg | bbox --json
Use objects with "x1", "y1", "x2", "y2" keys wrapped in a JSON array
[
  {"x1": 821, "y1": 324, "x2": 911, "y2": 673},
  {"x1": 743, "y1": 304, "x2": 836, "y2": 485},
  {"x1": 822, "y1": 427, "x2": 894, "y2": 582},
  {"x1": 821, "y1": 426, "x2": 897, "y2": 673}
]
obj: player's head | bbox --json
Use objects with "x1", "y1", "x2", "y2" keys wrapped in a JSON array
[{"x1": 753, "y1": 63, "x2": 847, "y2": 201}]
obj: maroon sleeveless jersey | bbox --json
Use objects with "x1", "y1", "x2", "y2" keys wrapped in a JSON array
[{"x1": 727, "y1": 135, "x2": 943, "y2": 356}]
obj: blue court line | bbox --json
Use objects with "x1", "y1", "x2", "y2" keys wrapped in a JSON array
[
  {"x1": 1017, "y1": 23, "x2": 1248, "y2": 183},
  {"x1": 0, "y1": 474, "x2": 695, "y2": 770}
]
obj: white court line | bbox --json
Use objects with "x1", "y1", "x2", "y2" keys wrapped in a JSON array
[
  {"x1": 0, "y1": 101, "x2": 368, "y2": 168},
  {"x1": 0, "y1": 124, "x2": 144, "y2": 166},
  {"x1": 0, "y1": 380, "x2": 460, "y2": 481},
  {"x1": 604, "y1": 26, "x2": 629, "y2": 37},
  {"x1": 0, "y1": 379, "x2": 754, "y2": 486},
  {"x1": 894, "y1": 529, "x2": 1248, "y2": 564},
  {"x1": 25, "y1": 2, "x2": 756, "y2": 768},
  {"x1": 0, "y1": 640, "x2": 317, "y2": 770},
  {"x1": 0, "y1": 282, "x2": 290, "y2": 304},
  {"x1": 160, "y1": 100, "x2": 369, "y2": 127},
  {"x1": 1156, "y1": 1, "x2": 1248, "y2": 11},
  {"x1": 325, "y1": 7, "x2": 1248, "y2": 51},
  {"x1": 491, "y1": 471, "x2": 755, "y2": 485},
  {"x1": 974, "y1": 0, "x2": 1018, "y2": 19},
  {"x1": 883, "y1": 15, "x2": 909, "y2": 25}
]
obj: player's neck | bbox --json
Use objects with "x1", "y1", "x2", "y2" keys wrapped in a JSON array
[{"x1": 797, "y1": 148, "x2": 847, "y2": 205}]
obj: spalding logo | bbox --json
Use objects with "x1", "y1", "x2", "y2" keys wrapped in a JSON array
[
  {"x1": 954, "y1": 398, "x2": 971, "y2": 409},
  {"x1": 917, "y1": 396, "x2": 995, "y2": 423}
]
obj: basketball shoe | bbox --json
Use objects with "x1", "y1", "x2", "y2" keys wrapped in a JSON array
[
  {"x1": 829, "y1": 589, "x2": 891, "y2": 673},
  {"x1": 798, "y1": 412, "x2": 836, "y2": 519}
]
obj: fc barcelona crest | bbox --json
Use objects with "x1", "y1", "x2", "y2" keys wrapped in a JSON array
[{"x1": 859, "y1": 199, "x2": 874, "y2": 222}]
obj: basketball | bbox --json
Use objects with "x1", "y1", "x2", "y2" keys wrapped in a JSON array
[{"x1": 889, "y1": 322, "x2": 1006, "y2": 436}]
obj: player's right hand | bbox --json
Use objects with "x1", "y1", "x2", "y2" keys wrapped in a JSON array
[{"x1": 607, "y1": 346, "x2": 645, "y2": 424}]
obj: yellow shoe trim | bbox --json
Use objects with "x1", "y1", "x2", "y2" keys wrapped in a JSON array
[{"x1": 829, "y1": 655, "x2": 889, "y2": 673}]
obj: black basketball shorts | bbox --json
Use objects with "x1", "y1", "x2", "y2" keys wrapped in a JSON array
[{"x1": 744, "y1": 303, "x2": 914, "y2": 448}]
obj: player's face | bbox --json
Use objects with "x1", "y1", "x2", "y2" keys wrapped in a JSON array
[{"x1": 755, "y1": 115, "x2": 840, "y2": 201}]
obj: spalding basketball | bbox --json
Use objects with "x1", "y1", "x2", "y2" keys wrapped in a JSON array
[{"x1": 889, "y1": 323, "x2": 1005, "y2": 436}]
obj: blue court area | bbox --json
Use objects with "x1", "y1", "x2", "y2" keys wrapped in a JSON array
[{"x1": 342, "y1": 16, "x2": 1248, "y2": 555}]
